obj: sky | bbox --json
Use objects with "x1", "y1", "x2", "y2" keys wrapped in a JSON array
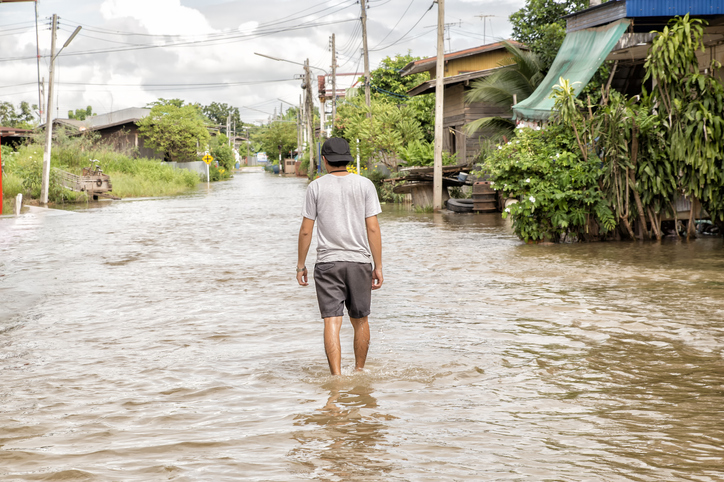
[{"x1": 0, "y1": 0, "x2": 525, "y2": 125}]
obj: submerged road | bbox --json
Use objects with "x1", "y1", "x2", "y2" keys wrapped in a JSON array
[{"x1": 2, "y1": 172, "x2": 724, "y2": 481}]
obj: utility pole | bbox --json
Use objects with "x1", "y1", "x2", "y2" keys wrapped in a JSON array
[
  {"x1": 297, "y1": 94, "x2": 302, "y2": 159},
  {"x1": 433, "y1": 0, "x2": 445, "y2": 211},
  {"x1": 305, "y1": 58, "x2": 315, "y2": 179},
  {"x1": 35, "y1": 1, "x2": 42, "y2": 118},
  {"x1": 40, "y1": 15, "x2": 81, "y2": 205},
  {"x1": 330, "y1": 33, "x2": 337, "y2": 132},
  {"x1": 360, "y1": 0, "x2": 371, "y2": 111},
  {"x1": 40, "y1": 14, "x2": 58, "y2": 205}
]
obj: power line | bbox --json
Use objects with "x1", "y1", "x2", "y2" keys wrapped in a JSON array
[
  {"x1": 370, "y1": 1, "x2": 435, "y2": 52},
  {"x1": 1, "y1": 17, "x2": 359, "y2": 63}
]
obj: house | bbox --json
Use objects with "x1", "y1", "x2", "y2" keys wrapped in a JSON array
[
  {"x1": 400, "y1": 41, "x2": 524, "y2": 163},
  {"x1": 0, "y1": 126, "x2": 34, "y2": 148},
  {"x1": 82, "y1": 108, "x2": 162, "y2": 159},
  {"x1": 514, "y1": 0, "x2": 724, "y2": 121},
  {"x1": 39, "y1": 108, "x2": 164, "y2": 159}
]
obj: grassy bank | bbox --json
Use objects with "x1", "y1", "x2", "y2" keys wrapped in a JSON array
[{"x1": 2, "y1": 140, "x2": 200, "y2": 214}]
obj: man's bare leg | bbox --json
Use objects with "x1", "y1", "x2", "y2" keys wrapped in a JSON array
[
  {"x1": 324, "y1": 316, "x2": 343, "y2": 375},
  {"x1": 350, "y1": 317, "x2": 370, "y2": 371}
]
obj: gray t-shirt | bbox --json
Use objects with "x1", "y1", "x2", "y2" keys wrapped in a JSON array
[{"x1": 302, "y1": 173, "x2": 382, "y2": 264}]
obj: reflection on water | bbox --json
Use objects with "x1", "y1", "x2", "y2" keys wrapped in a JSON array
[
  {"x1": 2, "y1": 173, "x2": 724, "y2": 481},
  {"x1": 290, "y1": 380, "x2": 392, "y2": 480}
]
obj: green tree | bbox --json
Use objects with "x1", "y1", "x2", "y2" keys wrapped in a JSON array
[
  {"x1": 0, "y1": 101, "x2": 37, "y2": 128},
  {"x1": 68, "y1": 105, "x2": 94, "y2": 120},
  {"x1": 644, "y1": 15, "x2": 724, "y2": 233},
  {"x1": 509, "y1": 0, "x2": 588, "y2": 71},
  {"x1": 357, "y1": 52, "x2": 435, "y2": 141},
  {"x1": 464, "y1": 41, "x2": 545, "y2": 138},
  {"x1": 334, "y1": 94, "x2": 423, "y2": 170},
  {"x1": 202, "y1": 102, "x2": 242, "y2": 134},
  {"x1": 251, "y1": 114, "x2": 297, "y2": 163},
  {"x1": 146, "y1": 98, "x2": 186, "y2": 108},
  {"x1": 137, "y1": 102, "x2": 210, "y2": 162}
]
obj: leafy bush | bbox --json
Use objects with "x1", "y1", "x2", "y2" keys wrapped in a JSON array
[
  {"x1": 398, "y1": 139, "x2": 457, "y2": 167},
  {"x1": 212, "y1": 144, "x2": 235, "y2": 171},
  {"x1": 484, "y1": 124, "x2": 615, "y2": 242}
]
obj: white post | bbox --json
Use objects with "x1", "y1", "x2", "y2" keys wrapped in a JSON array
[
  {"x1": 15, "y1": 193, "x2": 22, "y2": 215},
  {"x1": 206, "y1": 163, "x2": 210, "y2": 187},
  {"x1": 356, "y1": 138, "x2": 360, "y2": 175}
]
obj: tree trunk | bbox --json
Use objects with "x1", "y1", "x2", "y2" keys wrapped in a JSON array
[
  {"x1": 687, "y1": 196, "x2": 697, "y2": 240},
  {"x1": 629, "y1": 126, "x2": 649, "y2": 240},
  {"x1": 647, "y1": 207, "x2": 662, "y2": 240}
]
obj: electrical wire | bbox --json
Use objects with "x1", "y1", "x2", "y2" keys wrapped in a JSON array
[
  {"x1": 370, "y1": 1, "x2": 435, "y2": 52},
  {"x1": 369, "y1": 0, "x2": 415, "y2": 50}
]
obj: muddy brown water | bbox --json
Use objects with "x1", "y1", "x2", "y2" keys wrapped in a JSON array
[{"x1": 1, "y1": 172, "x2": 724, "y2": 481}]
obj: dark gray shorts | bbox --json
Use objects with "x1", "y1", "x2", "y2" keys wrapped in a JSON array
[{"x1": 314, "y1": 261, "x2": 373, "y2": 319}]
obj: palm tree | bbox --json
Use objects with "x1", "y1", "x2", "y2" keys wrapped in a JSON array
[{"x1": 464, "y1": 41, "x2": 544, "y2": 138}]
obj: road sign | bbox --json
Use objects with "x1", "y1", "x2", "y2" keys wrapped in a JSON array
[{"x1": 203, "y1": 154, "x2": 213, "y2": 165}]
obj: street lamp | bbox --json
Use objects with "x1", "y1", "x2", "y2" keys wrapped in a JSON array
[{"x1": 40, "y1": 16, "x2": 82, "y2": 205}]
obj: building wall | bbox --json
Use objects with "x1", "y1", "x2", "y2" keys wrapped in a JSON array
[
  {"x1": 96, "y1": 123, "x2": 162, "y2": 160},
  {"x1": 440, "y1": 83, "x2": 511, "y2": 163},
  {"x1": 445, "y1": 50, "x2": 513, "y2": 77}
]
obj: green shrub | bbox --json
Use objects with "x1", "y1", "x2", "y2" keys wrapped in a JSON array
[
  {"x1": 484, "y1": 124, "x2": 615, "y2": 242},
  {"x1": 212, "y1": 144, "x2": 235, "y2": 171}
]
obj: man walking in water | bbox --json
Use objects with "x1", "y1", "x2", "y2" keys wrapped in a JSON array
[{"x1": 296, "y1": 137, "x2": 383, "y2": 375}]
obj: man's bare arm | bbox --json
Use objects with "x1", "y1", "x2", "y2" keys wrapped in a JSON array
[
  {"x1": 365, "y1": 215, "x2": 383, "y2": 290},
  {"x1": 297, "y1": 217, "x2": 315, "y2": 286}
]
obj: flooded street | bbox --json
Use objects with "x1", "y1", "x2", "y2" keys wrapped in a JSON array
[{"x1": 2, "y1": 172, "x2": 724, "y2": 481}]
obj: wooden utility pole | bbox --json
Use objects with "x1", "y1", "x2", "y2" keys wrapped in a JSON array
[
  {"x1": 360, "y1": 0, "x2": 371, "y2": 110},
  {"x1": 40, "y1": 14, "x2": 58, "y2": 205},
  {"x1": 330, "y1": 34, "x2": 337, "y2": 131},
  {"x1": 305, "y1": 59, "x2": 315, "y2": 178},
  {"x1": 433, "y1": 0, "x2": 445, "y2": 211}
]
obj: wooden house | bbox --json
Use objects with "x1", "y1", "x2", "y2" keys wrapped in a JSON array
[
  {"x1": 514, "y1": 0, "x2": 724, "y2": 121},
  {"x1": 400, "y1": 41, "x2": 524, "y2": 163}
]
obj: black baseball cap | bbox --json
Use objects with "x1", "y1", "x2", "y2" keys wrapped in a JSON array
[{"x1": 321, "y1": 137, "x2": 354, "y2": 163}]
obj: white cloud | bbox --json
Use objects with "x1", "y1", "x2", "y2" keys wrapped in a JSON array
[{"x1": 100, "y1": 0, "x2": 215, "y2": 35}]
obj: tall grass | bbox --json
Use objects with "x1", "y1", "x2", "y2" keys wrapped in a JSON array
[{"x1": 2, "y1": 130, "x2": 201, "y2": 206}]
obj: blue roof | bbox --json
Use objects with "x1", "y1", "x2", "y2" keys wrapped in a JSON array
[{"x1": 625, "y1": 0, "x2": 724, "y2": 17}]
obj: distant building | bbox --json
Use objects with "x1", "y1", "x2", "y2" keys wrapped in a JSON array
[
  {"x1": 39, "y1": 108, "x2": 163, "y2": 159},
  {"x1": 400, "y1": 41, "x2": 524, "y2": 163}
]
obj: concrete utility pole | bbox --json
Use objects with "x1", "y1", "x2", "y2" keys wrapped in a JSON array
[
  {"x1": 305, "y1": 59, "x2": 315, "y2": 179},
  {"x1": 330, "y1": 33, "x2": 337, "y2": 132},
  {"x1": 433, "y1": 0, "x2": 445, "y2": 211},
  {"x1": 35, "y1": 1, "x2": 42, "y2": 117},
  {"x1": 40, "y1": 15, "x2": 81, "y2": 205},
  {"x1": 360, "y1": 0, "x2": 371, "y2": 111},
  {"x1": 40, "y1": 15, "x2": 58, "y2": 205}
]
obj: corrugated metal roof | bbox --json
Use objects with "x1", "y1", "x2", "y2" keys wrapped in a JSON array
[{"x1": 626, "y1": 0, "x2": 724, "y2": 17}]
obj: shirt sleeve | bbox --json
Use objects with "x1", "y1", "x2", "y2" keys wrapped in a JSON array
[
  {"x1": 301, "y1": 182, "x2": 317, "y2": 220},
  {"x1": 364, "y1": 178, "x2": 382, "y2": 218}
]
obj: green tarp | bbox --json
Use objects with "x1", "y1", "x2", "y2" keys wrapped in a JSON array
[{"x1": 513, "y1": 19, "x2": 631, "y2": 122}]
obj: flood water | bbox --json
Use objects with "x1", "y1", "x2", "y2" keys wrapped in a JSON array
[{"x1": 2, "y1": 172, "x2": 724, "y2": 481}]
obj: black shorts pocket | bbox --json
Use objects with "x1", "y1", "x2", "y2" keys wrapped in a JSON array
[{"x1": 315, "y1": 262, "x2": 336, "y2": 272}]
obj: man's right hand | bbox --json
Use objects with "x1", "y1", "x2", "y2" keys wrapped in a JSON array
[{"x1": 296, "y1": 267, "x2": 308, "y2": 286}]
